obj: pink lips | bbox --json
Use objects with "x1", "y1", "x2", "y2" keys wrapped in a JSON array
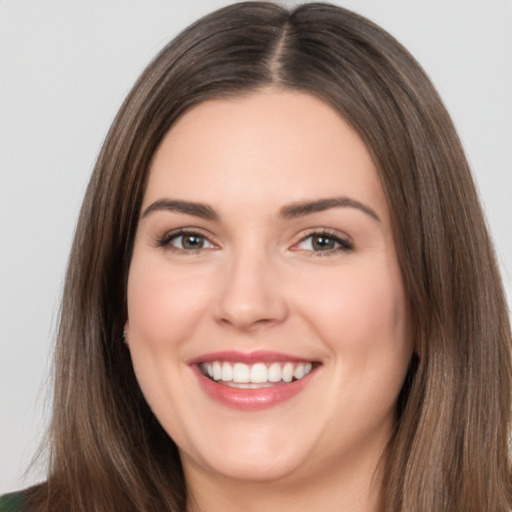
[
  {"x1": 188, "y1": 350, "x2": 312, "y2": 365},
  {"x1": 189, "y1": 350, "x2": 318, "y2": 411}
]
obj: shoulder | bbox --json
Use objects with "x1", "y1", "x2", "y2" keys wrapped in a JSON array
[
  {"x1": 0, "y1": 491, "x2": 25, "y2": 512},
  {"x1": 0, "y1": 490, "x2": 31, "y2": 512}
]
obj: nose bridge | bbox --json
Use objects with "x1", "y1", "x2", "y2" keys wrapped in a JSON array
[{"x1": 214, "y1": 239, "x2": 288, "y2": 330}]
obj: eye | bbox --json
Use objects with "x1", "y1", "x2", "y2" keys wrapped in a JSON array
[
  {"x1": 293, "y1": 231, "x2": 353, "y2": 254},
  {"x1": 156, "y1": 229, "x2": 216, "y2": 252}
]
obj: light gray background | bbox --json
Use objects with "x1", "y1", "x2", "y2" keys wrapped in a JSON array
[{"x1": 1, "y1": 0, "x2": 511, "y2": 494}]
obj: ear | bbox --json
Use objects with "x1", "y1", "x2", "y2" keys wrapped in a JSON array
[{"x1": 123, "y1": 321, "x2": 129, "y2": 344}]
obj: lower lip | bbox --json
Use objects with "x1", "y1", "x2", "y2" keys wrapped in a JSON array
[{"x1": 191, "y1": 365, "x2": 317, "y2": 411}]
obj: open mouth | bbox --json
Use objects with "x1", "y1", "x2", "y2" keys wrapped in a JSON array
[
  {"x1": 199, "y1": 361, "x2": 317, "y2": 388},
  {"x1": 190, "y1": 353, "x2": 321, "y2": 410}
]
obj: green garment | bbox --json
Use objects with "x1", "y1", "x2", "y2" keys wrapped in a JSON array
[{"x1": 0, "y1": 492, "x2": 27, "y2": 512}]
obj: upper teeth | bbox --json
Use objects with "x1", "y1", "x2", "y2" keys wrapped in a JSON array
[{"x1": 200, "y1": 361, "x2": 313, "y2": 384}]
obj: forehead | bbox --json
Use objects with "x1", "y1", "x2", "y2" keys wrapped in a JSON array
[{"x1": 144, "y1": 89, "x2": 388, "y2": 220}]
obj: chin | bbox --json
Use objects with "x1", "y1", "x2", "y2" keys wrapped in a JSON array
[
  {"x1": 191, "y1": 449, "x2": 307, "y2": 484},
  {"x1": 176, "y1": 419, "x2": 317, "y2": 485}
]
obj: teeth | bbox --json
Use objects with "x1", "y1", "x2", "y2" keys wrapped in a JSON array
[
  {"x1": 213, "y1": 361, "x2": 222, "y2": 381},
  {"x1": 233, "y1": 363, "x2": 250, "y2": 383},
  {"x1": 282, "y1": 362, "x2": 294, "y2": 383},
  {"x1": 268, "y1": 362, "x2": 282, "y2": 382},
  {"x1": 250, "y1": 363, "x2": 267, "y2": 383},
  {"x1": 200, "y1": 360, "x2": 315, "y2": 385},
  {"x1": 294, "y1": 364, "x2": 305, "y2": 380},
  {"x1": 221, "y1": 361, "x2": 233, "y2": 382}
]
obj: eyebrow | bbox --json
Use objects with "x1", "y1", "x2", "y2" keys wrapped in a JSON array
[
  {"x1": 279, "y1": 197, "x2": 380, "y2": 222},
  {"x1": 142, "y1": 199, "x2": 219, "y2": 220},
  {"x1": 141, "y1": 196, "x2": 380, "y2": 223}
]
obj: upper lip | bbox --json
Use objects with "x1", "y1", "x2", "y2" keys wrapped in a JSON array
[{"x1": 187, "y1": 350, "x2": 316, "y2": 365}]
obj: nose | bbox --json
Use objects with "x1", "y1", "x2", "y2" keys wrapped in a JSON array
[{"x1": 213, "y1": 249, "x2": 289, "y2": 331}]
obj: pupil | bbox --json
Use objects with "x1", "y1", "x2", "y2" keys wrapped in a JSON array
[
  {"x1": 183, "y1": 235, "x2": 203, "y2": 249},
  {"x1": 312, "y1": 236, "x2": 334, "y2": 251}
]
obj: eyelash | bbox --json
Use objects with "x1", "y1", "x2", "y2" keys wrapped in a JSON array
[
  {"x1": 154, "y1": 229, "x2": 216, "y2": 254},
  {"x1": 154, "y1": 228, "x2": 354, "y2": 256},
  {"x1": 293, "y1": 229, "x2": 354, "y2": 256}
]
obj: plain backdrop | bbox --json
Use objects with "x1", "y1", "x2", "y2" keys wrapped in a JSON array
[{"x1": 1, "y1": 0, "x2": 511, "y2": 494}]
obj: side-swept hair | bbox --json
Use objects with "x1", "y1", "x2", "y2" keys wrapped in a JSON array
[{"x1": 28, "y1": 2, "x2": 512, "y2": 511}]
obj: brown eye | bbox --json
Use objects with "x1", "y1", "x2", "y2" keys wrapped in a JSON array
[
  {"x1": 311, "y1": 235, "x2": 336, "y2": 251},
  {"x1": 158, "y1": 230, "x2": 216, "y2": 251},
  {"x1": 179, "y1": 234, "x2": 205, "y2": 249},
  {"x1": 295, "y1": 231, "x2": 354, "y2": 254}
]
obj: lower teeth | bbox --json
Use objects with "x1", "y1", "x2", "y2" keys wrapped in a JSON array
[
  {"x1": 206, "y1": 376, "x2": 295, "y2": 387},
  {"x1": 223, "y1": 381, "x2": 277, "y2": 389}
]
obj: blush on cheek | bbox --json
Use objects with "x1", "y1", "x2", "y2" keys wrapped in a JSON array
[
  {"x1": 313, "y1": 273, "x2": 401, "y2": 346},
  {"x1": 127, "y1": 262, "x2": 214, "y2": 349}
]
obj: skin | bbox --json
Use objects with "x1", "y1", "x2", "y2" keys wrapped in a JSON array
[{"x1": 125, "y1": 88, "x2": 413, "y2": 512}]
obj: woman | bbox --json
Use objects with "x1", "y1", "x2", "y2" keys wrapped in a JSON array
[{"x1": 2, "y1": 2, "x2": 511, "y2": 511}]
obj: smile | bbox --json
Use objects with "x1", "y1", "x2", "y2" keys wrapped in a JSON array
[
  {"x1": 189, "y1": 351, "x2": 320, "y2": 410},
  {"x1": 199, "y1": 361, "x2": 314, "y2": 388}
]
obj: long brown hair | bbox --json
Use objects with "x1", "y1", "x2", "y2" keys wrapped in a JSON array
[{"x1": 28, "y1": 2, "x2": 512, "y2": 511}]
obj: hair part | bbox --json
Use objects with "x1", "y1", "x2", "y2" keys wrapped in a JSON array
[{"x1": 28, "y1": 3, "x2": 512, "y2": 511}]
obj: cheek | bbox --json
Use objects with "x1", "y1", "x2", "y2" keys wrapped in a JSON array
[
  {"x1": 296, "y1": 260, "x2": 409, "y2": 357},
  {"x1": 301, "y1": 260, "x2": 411, "y2": 423},
  {"x1": 126, "y1": 254, "x2": 211, "y2": 348}
]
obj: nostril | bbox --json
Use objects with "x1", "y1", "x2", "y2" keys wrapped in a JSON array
[{"x1": 217, "y1": 315, "x2": 281, "y2": 331}]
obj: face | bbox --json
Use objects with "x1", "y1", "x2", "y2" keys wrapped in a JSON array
[{"x1": 126, "y1": 89, "x2": 412, "y2": 489}]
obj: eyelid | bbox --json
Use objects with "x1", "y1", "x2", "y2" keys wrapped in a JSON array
[
  {"x1": 290, "y1": 228, "x2": 354, "y2": 254},
  {"x1": 153, "y1": 227, "x2": 219, "y2": 251}
]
